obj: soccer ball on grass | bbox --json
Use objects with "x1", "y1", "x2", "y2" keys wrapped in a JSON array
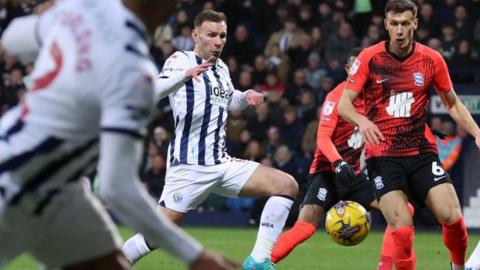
[{"x1": 325, "y1": 200, "x2": 371, "y2": 246}]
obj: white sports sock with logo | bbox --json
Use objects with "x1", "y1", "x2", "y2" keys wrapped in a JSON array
[
  {"x1": 250, "y1": 196, "x2": 294, "y2": 262},
  {"x1": 122, "y1": 233, "x2": 151, "y2": 264}
]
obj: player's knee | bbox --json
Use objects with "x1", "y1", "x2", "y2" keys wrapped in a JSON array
[
  {"x1": 438, "y1": 207, "x2": 463, "y2": 225},
  {"x1": 388, "y1": 210, "x2": 413, "y2": 229},
  {"x1": 279, "y1": 173, "x2": 298, "y2": 197}
]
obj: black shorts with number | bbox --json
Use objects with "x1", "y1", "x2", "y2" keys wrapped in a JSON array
[
  {"x1": 303, "y1": 171, "x2": 375, "y2": 211},
  {"x1": 366, "y1": 152, "x2": 451, "y2": 205}
]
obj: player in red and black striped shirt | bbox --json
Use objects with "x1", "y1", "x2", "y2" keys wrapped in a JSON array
[
  {"x1": 339, "y1": 1, "x2": 480, "y2": 269},
  {"x1": 270, "y1": 49, "x2": 415, "y2": 269}
]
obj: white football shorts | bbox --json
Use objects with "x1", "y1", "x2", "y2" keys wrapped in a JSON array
[
  {"x1": 159, "y1": 158, "x2": 260, "y2": 213},
  {"x1": 0, "y1": 181, "x2": 122, "y2": 269}
]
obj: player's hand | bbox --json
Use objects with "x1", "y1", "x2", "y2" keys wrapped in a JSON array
[
  {"x1": 185, "y1": 62, "x2": 212, "y2": 82},
  {"x1": 334, "y1": 160, "x2": 356, "y2": 188},
  {"x1": 244, "y1": 90, "x2": 264, "y2": 107},
  {"x1": 357, "y1": 117, "x2": 384, "y2": 145},
  {"x1": 190, "y1": 249, "x2": 241, "y2": 270}
]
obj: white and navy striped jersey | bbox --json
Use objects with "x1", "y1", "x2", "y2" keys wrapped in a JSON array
[
  {"x1": 158, "y1": 51, "x2": 249, "y2": 166},
  {"x1": 0, "y1": 0, "x2": 156, "y2": 214}
]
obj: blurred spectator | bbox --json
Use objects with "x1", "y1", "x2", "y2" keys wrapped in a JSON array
[
  {"x1": 265, "y1": 17, "x2": 305, "y2": 55},
  {"x1": 418, "y1": 3, "x2": 438, "y2": 37},
  {"x1": 251, "y1": 54, "x2": 269, "y2": 86},
  {"x1": 253, "y1": 0, "x2": 283, "y2": 38},
  {"x1": 303, "y1": 51, "x2": 327, "y2": 90},
  {"x1": 301, "y1": 106, "x2": 321, "y2": 158},
  {"x1": 226, "y1": 55, "x2": 240, "y2": 86},
  {"x1": 453, "y1": 5, "x2": 473, "y2": 39},
  {"x1": 352, "y1": 0, "x2": 373, "y2": 38},
  {"x1": 324, "y1": 22, "x2": 357, "y2": 80},
  {"x1": 237, "y1": 70, "x2": 254, "y2": 91},
  {"x1": 226, "y1": 110, "x2": 247, "y2": 144},
  {"x1": 287, "y1": 33, "x2": 314, "y2": 71},
  {"x1": 440, "y1": 24, "x2": 457, "y2": 59},
  {"x1": 222, "y1": 24, "x2": 257, "y2": 66},
  {"x1": 285, "y1": 69, "x2": 313, "y2": 105},
  {"x1": 428, "y1": 38, "x2": 444, "y2": 54},
  {"x1": 310, "y1": 26, "x2": 326, "y2": 55},
  {"x1": 280, "y1": 106, "x2": 304, "y2": 153},
  {"x1": 243, "y1": 140, "x2": 265, "y2": 162},
  {"x1": 273, "y1": 145, "x2": 297, "y2": 178},
  {"x1": 437, "y1": 120, "x2": 462, "y2": 172},
  {"x1": 297, "y1": 4, "x2": 315, "y2": 31},
  {"x1": 246, "y1": 103, "x2": 271, "y2": 142},
  {"x1": 316, "y1": 76, "x2": 335, "y2": 105},
  {"x1": 171, "y1": 23, "x2": 194, "y2": 51},
  {"x1": 262, "y1": 126, "x2": 284, "y2": 159},
  {"x1": 141, "y1": 155, "x2": 166, "y2": 201},
  {"x1": 449, "y1": 39, "x2": 478, "y2": 83},
  {"x1": 296, "y1": 89, "x2": 317, "y2": 124},
  {"x1": 266, "y1": 44, "x2": 290, "y2": 82},
  {"x1": 361, "y1": 24, "x2": 381, "y2": 48},
  {"x1": 265, "y1": 88, "x2": 289, "y2": 127},
  {"x1": 258, "y1": 71, "x2": 285, "y2": 95}
]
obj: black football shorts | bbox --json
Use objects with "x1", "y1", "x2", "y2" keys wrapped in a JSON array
[
  {"x1": 303, "y1": 171, "x2": 375, "y2": 211},
  {"x1": 366, "y1": 152, "x2": 451, "y2": 205}
]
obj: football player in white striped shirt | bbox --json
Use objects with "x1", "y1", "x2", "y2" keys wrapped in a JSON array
[
  {"x1": 123, "y1": 10, "x2": 299, "y2": 270},
  {"x1": 0, "y1": 1, "x2": 238, "y2": 270}
]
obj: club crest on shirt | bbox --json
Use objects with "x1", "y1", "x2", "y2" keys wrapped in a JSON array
[
  {"x1": 413, "y1": 72, "x2": 424, "y2": 86},
  {"x1": 323, "y1": 101, "x2": 336, "y2": 116},
  {"x1": 349, "y1": 58, "x2": 360, "y2": 75}
]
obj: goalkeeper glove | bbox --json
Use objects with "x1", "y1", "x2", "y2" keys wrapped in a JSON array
[{"x1": 334, "y1": 160, "x2": 356, "y2": 189}]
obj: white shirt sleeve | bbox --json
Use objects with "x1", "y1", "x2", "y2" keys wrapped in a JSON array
[
  {"x1": 228, "y1": 89, "x2": 249, "y2": 111},
  {"x1": 154, "y1": 51, "x2": 190, "y2": 100},
  {"x1": 1, "y1": 15, "x2": 40, "y2": 61}
]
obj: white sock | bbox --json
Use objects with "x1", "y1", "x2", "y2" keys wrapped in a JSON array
[
  {"x1": 466, "y1": 241, "x2": 480, "y2": 270},
  {"x1": 250, "y1": 196, "x2": 294, "y2": 262},
  {"x1": 122, "y1": 233, "x2": 151, "y2": 264}
]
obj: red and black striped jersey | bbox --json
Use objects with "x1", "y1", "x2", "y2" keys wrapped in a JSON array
[{"x1": 345, "y1": 41, "x2": 452, "y2": 159}]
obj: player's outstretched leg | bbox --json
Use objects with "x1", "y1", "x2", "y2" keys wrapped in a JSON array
[
  {"x1": 271, "y1": 205, "x2": 319, "y2": 263},
  {"x1": 378, "y1": 202, "x2": 415, "y2": 270},
  {"x1": 122, "y1": 233, "x2": 152, "y2": 265},
  {"x1": 466, "y1": 241, "x2": 480, "y2": 270},
  {"x1": 239, "y1": 165, "x2": 298, "y2": 270}
]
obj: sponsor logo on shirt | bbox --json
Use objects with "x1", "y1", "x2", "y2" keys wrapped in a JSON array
[
  {"x1": 349, "y1": 58, "x2": 361, "y2": 75},
  {"x1": 322, "y1": 101, "x2": 336, "y2": 116}
]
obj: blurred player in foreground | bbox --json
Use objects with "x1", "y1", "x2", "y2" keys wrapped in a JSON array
[
  {"x1": 270, "y1": 48, "x2": 414, "y2": 270},
  {"x1": 339, "y1": 0, "x2": 480, "y2": 269},
  {"x1": 0, "y1": 0, "x2": 238, "y2": 269},
  {"x1": 122, "y1": 10, "x2": 299, "y2": 270}
]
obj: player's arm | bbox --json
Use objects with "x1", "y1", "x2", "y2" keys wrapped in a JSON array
[
  {"x1": 98, "y1": 68, "x2": 203, "y2": 266},
  {"x1": 1, "y1": 1, "x2": 57, "y2": 57},
  {"x1": 155, "y1": 52, "x2": 211, "y2": 100},
  {"x1": 339, "y1": 89, "x2": 384, "y2": 145},
  {"x1": 432, "y1": 51, "x2": 480, "y2": 148},
  {"x1": 318, "y1": 93, "x2": 356, "y2": 183},
  {"x1": 339, "y1": 52, "x2": 384, "y2": 145},
  {"x1": 439, "y1": 90, "x2": 480, "y2": 147}
]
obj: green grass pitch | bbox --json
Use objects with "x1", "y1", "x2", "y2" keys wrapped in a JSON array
[{"x1": 5, "y1": 227, "x2": 480, "y2": 269}]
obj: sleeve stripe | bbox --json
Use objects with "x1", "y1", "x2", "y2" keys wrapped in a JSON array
[{"x1": 101, "y1": 127, "x2": 143, "y2": 139}]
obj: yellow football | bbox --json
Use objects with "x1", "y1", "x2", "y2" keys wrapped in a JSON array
[{"x1": 325, "y1": 200, "x2": 371, "y2": 246}]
